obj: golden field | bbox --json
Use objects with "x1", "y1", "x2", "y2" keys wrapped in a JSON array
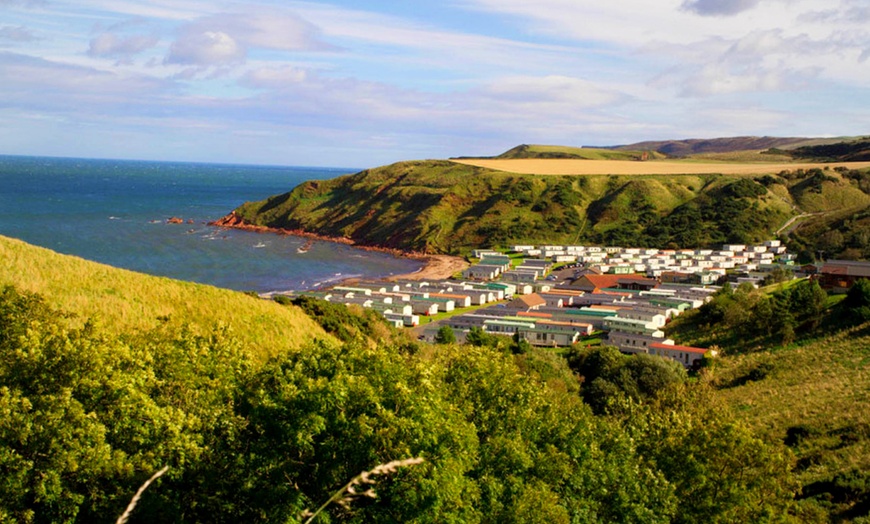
[{"x1": 451, "y1": 158, "x2": 870, "y2": 176}]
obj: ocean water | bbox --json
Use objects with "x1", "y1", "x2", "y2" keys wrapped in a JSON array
[{"x1": 0, "y1": 155, "x2": 422, "y2": 292}]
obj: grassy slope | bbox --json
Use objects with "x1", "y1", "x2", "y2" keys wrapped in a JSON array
[
  {"x1": 0, "y1": 235, "x2": 328, "y2": 361},
  {"x1": 706, "y1": 323, "x2": 870, "y2": 519},
  {"x1": 494, "y1": 144, "x2": 667, "y2": 160},
  {"x1": 785, "y1": 169, "x2": 870, "y2": 260},
  {"x1": 611, "y1": 136, "x2": 837, "y2": 156},
  {"x1": 784, "y1": 137, "x2": 870, "y2": 162},
  {"x1": 233, "y1": 157, "x2": 870, "y2": 255}
]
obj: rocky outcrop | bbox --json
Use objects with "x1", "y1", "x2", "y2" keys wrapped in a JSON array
[{"x1": 210, "y1": 211, "x2": 245, "y2": 228}]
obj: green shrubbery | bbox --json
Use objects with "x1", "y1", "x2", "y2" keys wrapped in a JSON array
[
  {"x1": 667, "y1": 279, "x2": 829, "y2": 352},
  {"x1": 0, "y1": 285, "x2": 804, "y2": 522},
  {"x1": 284, "y1": 295, "x2": 396, "y2": 343},
  {"x1": 566, "y1": 345, "x2": 687, "y2": 415}
]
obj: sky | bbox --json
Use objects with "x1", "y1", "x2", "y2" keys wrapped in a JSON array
[{"x1": 1, "y1": 0, "x2": 868, "y2": 167}]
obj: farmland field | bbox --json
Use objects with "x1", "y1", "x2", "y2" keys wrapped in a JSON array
[{"x1": 451, "y1": 158, "x2": 870, "y2": 175}]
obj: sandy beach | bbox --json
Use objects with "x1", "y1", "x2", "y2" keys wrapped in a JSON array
[{"x1": 388, "y1": 254, "x2": 470, "y2": 281}]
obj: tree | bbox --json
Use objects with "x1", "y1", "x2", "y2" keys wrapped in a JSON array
[
  {"x1": 434, "y1": 325, "x2": 456, "y2": 344},
  {"x1": 786, "y1": 280, "x2": 827, "y2": 328},
  {"x1": 845, "y1": 278, "x2": 870, "y2": 321},
  {"x1": 510, "y1": 331, "x2": 531, "y2": 354},
  {"x1": 845, "y1": 279, "x2": 870, "y2": 309},
  {"x1": 0, "y1": 285, "x2": 802, "y2": 522},
  {"x1": 465, "y1": 326, "x2": 500, "y2": 348},
  {"x1": 618, "y1": 385, "x2": 799, "y2": 523},
  {"x1": 566, "y1": 346, "x2": 687, "y2": 415},
  {"x1": 0, "y1": 286, "x2": 250, "y2": 523}
]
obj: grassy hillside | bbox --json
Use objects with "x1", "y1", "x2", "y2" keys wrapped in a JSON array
[
  {"x1": 0, "y1": 235, "x2": 327, "y2": 360},
  {"x1": 229, "y1": 159, "x2": 870, "y2": 255},
  {"x1": 706, "y1": 323, "x2": 870, "y2": 520},
  {"x1": 662, "y1": 277, "x2": 870, "y2": 520},
  {"x1": 612, "y1": 136, "x2": 816, "y2": 156},
  {"x1": 781, "y1": 167, "x2": 870, "y2": 260},
  {"x1": 773, "y1": 137, "x2": 870, "y2": 162},
  {"x1": 490, "y1": 144, "x2": 666, "y2": 161}
]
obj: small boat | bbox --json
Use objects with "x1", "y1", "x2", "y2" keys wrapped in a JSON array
[
  {"x1": 254, "y1": 242, "x2": 267, "y2": 248},
  {"x1": 297, "y1": 238, "x2": 314, "y2": 253}
]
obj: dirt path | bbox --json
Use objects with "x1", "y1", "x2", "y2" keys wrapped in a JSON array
[{"x1": 776, "y1": 212, "x2": 825, "y2": 236}]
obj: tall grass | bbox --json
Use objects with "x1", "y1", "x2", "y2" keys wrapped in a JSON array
[
  {"x1": 708, "y1": 321, "x2": 870, "y2": 492},
  {"x1": 0, "y1": 235, "x2": 327, "y2": 361}
]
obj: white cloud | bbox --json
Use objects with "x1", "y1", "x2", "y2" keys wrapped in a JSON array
[
  {"x1": 214, "y1": 11, "x2": 333, "y2": 52},
  {"x1": 681, "y1": 0, "x2": 761, "y2": 16},
  {"x1": 241, "y1": 65, "x2": 308, "y2": 88},
  {"x1": 161, "y1": 9, "x2": 334, "y2": 74},
  {"x1": 0, "y1": 51, "x2": 172, "y2": 114},
  {"x1": 294, "y1": 3, "x2": 586, "y2": 78},
  {"x1": 88, "y1": 32, "x2": 159, "y2": 58},
  {"x1": 4, "y1": 0, "x2": 870, "y2": 165},
  {"x1": 675, "y1": 63, "x2": 817, "y2": 97},
  {"x1": 0, "y1": 25, "x2": 37, "y2": 42},
  {"x1": 462, "y1": 0, "x2": 870, "y2": 87},
  {"x1": 166, "y1": 30, "x2": 244, "y2": 65},
  {"x1": 475, "y1": 75, "x2": 625, "y2": 108}
]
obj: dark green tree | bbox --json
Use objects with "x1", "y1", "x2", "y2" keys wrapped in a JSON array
[
  {"x1": 434, "y1": 325, "x2": 456, "y2": 344},
  {"x1": 566, "y1": 346, "x2": 687, "y2": 415}
]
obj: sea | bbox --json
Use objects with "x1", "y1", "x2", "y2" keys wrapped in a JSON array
[{"x1": 0, "y1": 155, "x2": 422, "y2": 293}]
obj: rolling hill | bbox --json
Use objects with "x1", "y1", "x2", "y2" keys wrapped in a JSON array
[
  {"x1": 224, "y1": 154, "x2": 870, "y2": 258},
  {"x1": 606, "y1": 136, "x2": 868, "y2": 157},
  {"x1": 486, "y1": 143, "x2": 666, "y2": 161},
  {"x1": 609, "y1": 136, "x2": 814, "y2": 156}
]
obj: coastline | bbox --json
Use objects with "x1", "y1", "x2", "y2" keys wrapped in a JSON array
[{"x1": 210, "y1": 212, "x2": 469, "y2": 283}]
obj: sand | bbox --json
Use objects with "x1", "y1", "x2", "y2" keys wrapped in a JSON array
[
  {"x1": 451, "y1": 158, "x2": 870, "y2": 176},
  {"x1": 389, "y1": 254, "x2": 469, "y2": 281}
]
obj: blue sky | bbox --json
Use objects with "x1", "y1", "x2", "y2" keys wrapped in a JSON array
[{"x1": 1, "y1": 0, "x2": 868, "y2": 167}]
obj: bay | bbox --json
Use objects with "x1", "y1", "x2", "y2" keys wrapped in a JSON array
[{"x1": 0, "y1": 155, "x2": 422, "y2": 292}]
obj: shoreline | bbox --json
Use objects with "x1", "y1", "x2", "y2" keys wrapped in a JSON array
[{"x1": 209, "y1": 212, "x2": 469, "y2": 283}]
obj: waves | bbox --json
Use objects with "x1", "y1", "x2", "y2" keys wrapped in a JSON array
[{"x1": 0, "y1": 156, "x2": 420, "y2": 293}]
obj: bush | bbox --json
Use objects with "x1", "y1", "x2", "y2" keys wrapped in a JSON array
[
  {"x1": 566, "y1": 345, "x2": 687, "y2": 414},
  {"x1": 434, "y1": 325, "x2": 456, "y2": 344}
]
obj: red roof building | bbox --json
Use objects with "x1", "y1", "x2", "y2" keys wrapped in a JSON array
[
  {"x1": 571, "y1": 274, "x2": 657, "y2": 293},
  {"x1": 819, "y1": 260, "x2": 870, "y2": 292}
]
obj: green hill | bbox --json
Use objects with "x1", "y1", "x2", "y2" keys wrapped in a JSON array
[
  {"x1": 769, "y1": 137, "x2": 870, "y2": 162},
  {"x1": 611, "y1": 136, "x2": 838, "y2": 157},
  {"x1": 782, "y1": 168, "x2": 870, "y2": 260},
  {"x1": 663, "y1": 279, "x2": 870, "y2": 521},
  {"x1": 0, "y1": 235, "x2": 327, "y2": 360},
  {"x1": 226, "y1": 159, "x2": 870, "y2": 256},
  {"x1": 489, "y1": 144, "x2": 665, "y2": 161},
  {"x1": 707, "y1": 322, "x2": 870, "y2": 521}
]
